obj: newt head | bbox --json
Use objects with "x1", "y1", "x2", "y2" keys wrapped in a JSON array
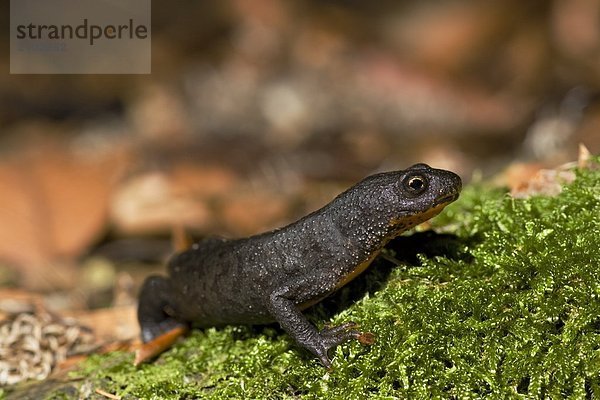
[
  {"x1": 389, "y1": 163, "x2": 461, "y2": 232},
  {"x1": 326, "y1": 163, "x2": 462, "y2": 301},
  {"x1": 354, "y1": 163, "x2": 462, "y2": 237}
]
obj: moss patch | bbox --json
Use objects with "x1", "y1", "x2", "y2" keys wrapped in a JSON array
[{"x1": 49, "y1": 161, "x2": 600, "y2": 398}]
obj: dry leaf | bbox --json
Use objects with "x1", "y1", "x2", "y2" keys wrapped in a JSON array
[
  {"x1": 0, "y1": 138, "x2": 127, "y2": 289},
  {"x1": 110, "y1": 165, "x2": 237, "y2": 234},
  {"x1": 64, "y1": 305, "x2": 138, "y2": 342},
  {"x1": 220, "y1": 190, "x2": 290, "y2": 236}
]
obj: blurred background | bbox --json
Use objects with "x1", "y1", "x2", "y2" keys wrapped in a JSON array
[{"x1": 0, "y1": 0, "x2": 599, "y2": 306}]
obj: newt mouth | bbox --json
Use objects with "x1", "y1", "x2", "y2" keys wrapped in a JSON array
[{"x1": 434, "y1": 191, "x2": 460, "y2": 207}]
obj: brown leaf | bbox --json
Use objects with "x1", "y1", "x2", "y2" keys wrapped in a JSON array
[
  {"x1": 388, "y1": 3, "x2": 512, "y2": 74},
  {"x1": 220, "y1": 190, "x2": 290, "y2": 236},
  {"x1": 64, "y1": 305, "x2": 138, "y2": 342},
  {"x1": 0, "y1": 288, "x2": 44, "y2": 320},
  {"x1": 0, "y1": 139, "x2": 127, "y2": 289},
  {"x1": 133, "y1": 325, "x2": 188, "y2": 366},
  {"x1": 110, "y1": 165, "x2": 237, "y2": 234}
]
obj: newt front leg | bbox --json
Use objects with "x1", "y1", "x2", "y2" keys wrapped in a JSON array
[{"x1": 268, "y1": 289, "x2": 370, "y2": 368}]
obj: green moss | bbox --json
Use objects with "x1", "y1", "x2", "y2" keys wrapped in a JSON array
[{"x1": 59, "y1": 161, "x2": 600, "y2": 399}]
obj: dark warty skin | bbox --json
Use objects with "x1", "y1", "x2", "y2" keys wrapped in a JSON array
[{"x1": 137, "y1": 163, "x2": 462, "y2": 367}]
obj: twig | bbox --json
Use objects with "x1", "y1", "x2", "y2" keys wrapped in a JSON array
[{"x1": 95, "y1": 388, "x2": 122, "y2": 400}]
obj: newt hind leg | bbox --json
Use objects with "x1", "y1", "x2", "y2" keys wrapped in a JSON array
[{"x1": 137, "y1": 275, "x2": 187, "y2": 342}]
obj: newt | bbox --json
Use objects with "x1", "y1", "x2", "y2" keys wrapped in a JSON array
[{"x1": 137, "y1": 163, "x2": 462, "y2": 367}]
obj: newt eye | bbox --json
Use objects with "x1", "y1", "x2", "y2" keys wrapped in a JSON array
[{"x1": 404, "y1": 175, "x2": 428, "y2": 194}]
